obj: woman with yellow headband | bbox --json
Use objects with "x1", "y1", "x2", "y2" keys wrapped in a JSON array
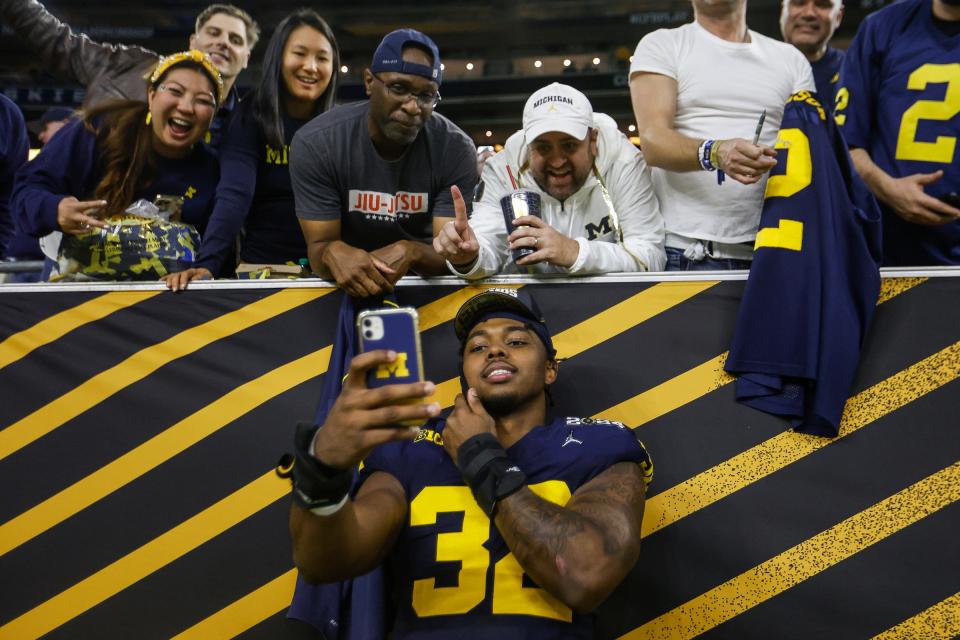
[
  {"x1": 163, "y1": 10, "x2": 340, "y2": 290},
  {"x1": 11, "y1": 50, "x2": 222, "y2": 278}
]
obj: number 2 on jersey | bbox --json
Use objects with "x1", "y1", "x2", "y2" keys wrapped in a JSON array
[
  {"x1": 409, "y1": 481, "x2": 573, "y2": 621},
  {"x1": 896, "y1": 63, "x2": 960, "y2": 163},
  {"x1": 757, "y1": 127, "x2": 810, "y2": 252}
]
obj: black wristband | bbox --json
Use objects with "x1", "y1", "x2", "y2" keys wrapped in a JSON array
[
  {"x1": 277, "y1": 421, "x2": 353, "y2": 511},
  {"x1": 456, "y1": 433, "x2": 526, "y2": 517}
]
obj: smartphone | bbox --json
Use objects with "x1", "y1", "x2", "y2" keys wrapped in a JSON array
[
  {"x1": 357, "y1": 307, "x2": 425, "y2": 425},
  {"x1": 939, "y1": 192, "x2": 960, "y2": 209}
]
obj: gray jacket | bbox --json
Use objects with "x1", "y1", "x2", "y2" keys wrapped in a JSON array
[{"x1": 2, "y1": 0, "x2": 158, "y2": 108}]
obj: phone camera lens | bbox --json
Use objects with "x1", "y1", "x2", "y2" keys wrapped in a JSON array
[{"x1": 364, "y1": 330, "x2": 373, "y2": 338}]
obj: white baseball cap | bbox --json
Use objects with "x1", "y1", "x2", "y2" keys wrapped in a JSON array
[{"x1": 522, "y1": 82, "x2": 593, "y2": 143}]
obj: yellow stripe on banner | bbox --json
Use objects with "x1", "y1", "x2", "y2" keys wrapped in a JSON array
[
  {"x1": 0, "y1": 291, "x2": 161, "y2": 370},
  {"x1": 622, "y1": 462, "x2": 960, "y2": 640},
  {"x1": 0, "y1": 472, "x2": 288, "y2": 640},
  {"x1": 0, "y1": 285, "x2": 496, "y2": 557},
  {"x1": 170, "y1": 569, "x2": 298, "y2": 640},
  {"x1": 600, "y1": 353, "x2": 732, "y2": 427},
  {"x1": 877, "y1": 276, "x2": 926, "y2": 304},
  {"x1": 0, "y1": 347, "x2": 330, "y2": 557},
  {"x1": 641, "y1": 340, "x2": 960, "y2": 538},
  {"x1": 871, "y1": 592, "x2": 960, "y2": 640},
  {"x1": 0, "y1": 288, "x2": 330, "y2": 462},
  {"x1": 552, "y1": 281, "x2": 718, "y2": 359}
]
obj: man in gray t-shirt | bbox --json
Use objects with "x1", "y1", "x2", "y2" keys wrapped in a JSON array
[{"x1": 291, "y1": 28, "x2": 477, "y2": 298}]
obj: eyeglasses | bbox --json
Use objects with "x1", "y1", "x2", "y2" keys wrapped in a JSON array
[
  {"x1": 371, "y1": 74, "x2": 441, "y2": 109},
  {"x1": 156, "y1": 83, "x2": 218, "y2": 110}
]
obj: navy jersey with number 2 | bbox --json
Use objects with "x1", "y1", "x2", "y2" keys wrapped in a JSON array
[
  {"x1": 726, "y1": 92, "x2": 882, "y2": 437},
  {"x1": 359, "y1": 415, "x2": 650, "y2": 639},
  {"x1": 836, "y1": 0, "x2": 960, "y2": 265}
]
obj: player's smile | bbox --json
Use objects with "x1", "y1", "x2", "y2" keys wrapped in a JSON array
[{"x1": 482, "y1": 361, "x2": 517, "y2": 383}]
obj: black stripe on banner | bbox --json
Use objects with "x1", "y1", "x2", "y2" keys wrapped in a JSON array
[
  {"x1": 0, "y1": 290, "x2": 342, "y2": 522},
  {"x1": 0, "y1": 289, "x2": 277, "y2": 425},
  {"x1": 856, "y1": 278, "x2": 960, "y2": 391},
  {"x1": 704, "y1": 501, "x2": 960, "y2": 640},
  {"x1": 0, "y1": 291, "x2": 114, "y2": 341},
  {"x1": 549, "y1": 281, "x2": 741, "y2": 420},
  {"x1": 43, "y1": 500, "x2": 293, "y2": 640},
  {"x1": 596, "y1": 376, "x2": 960, "y2": 638}
]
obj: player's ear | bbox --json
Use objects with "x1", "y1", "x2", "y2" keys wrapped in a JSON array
[
  {"x1": 363, "y1": 69, "x2": 374, "y2": 97},
  {"x1": 544, "y1": 358, "x2": 558, "y2": 385},
  {"x1": 589, "y1": 128, "x2": 599, "y2": 157}
]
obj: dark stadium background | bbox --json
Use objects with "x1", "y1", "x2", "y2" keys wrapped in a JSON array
[{"x1": 1, "y1": 0, "x2": 885, "y2": 146}]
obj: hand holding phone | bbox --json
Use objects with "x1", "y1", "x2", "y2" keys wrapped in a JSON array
[
  {"x1": 312, "y1": 348, "x2": 438, "y2": 468},
  {"x1": 357, "y1": 307, "x2": 427, "y2": 426}
]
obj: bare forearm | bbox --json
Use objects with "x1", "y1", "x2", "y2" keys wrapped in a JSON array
[
  {"x1": 306, "y1": 240, "x2": 337, "y2": 279},
  {"x1": 291, "y1": 503, "x2": 371, "y2": 582},
  {"x1": 638, "y1": 126, "x2": 704, "y2": 173},
  {"x1": 494, "y1": 488, "x2": 638, "y2": 612},
  {"x1": 404, "y1": 239, "x2": 451, "y2": 276},
  {"x1": 290, "y1": 483, "x2": 402, "y2": 583},
  {"x1": 850, "y1": 148, "x2": 892, "y2": 203}
]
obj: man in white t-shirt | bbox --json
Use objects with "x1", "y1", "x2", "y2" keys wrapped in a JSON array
[{"x1": 630, "y1": 0, "x2": 815, "y2": 270}]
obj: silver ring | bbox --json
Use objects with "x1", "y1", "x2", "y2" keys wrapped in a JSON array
[
  {"x1": 81, "y1": 222, "x2": 90, "y2": 230},
  {"x1": 534, "y1": 237, "x2": 539, "y2": 248}
]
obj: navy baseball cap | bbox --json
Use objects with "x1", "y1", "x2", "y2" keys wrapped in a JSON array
[
  {"x1": 455, "y1": 288, "x2": 556, "y2": 359},
  {"x1": 371, "y1": 28, "x2": 442, "y2": 85},
  {"x1": 28, "y1": 106, "x2": 74, "y2": 134}
]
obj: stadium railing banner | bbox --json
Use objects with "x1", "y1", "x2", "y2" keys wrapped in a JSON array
[{"x1": 0, "y1": 274, "x2": 957, "y2": 639}]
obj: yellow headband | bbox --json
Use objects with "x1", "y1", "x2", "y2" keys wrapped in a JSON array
[{"x1": 149, "y1": 50, "x2": 225, "y2": 104}]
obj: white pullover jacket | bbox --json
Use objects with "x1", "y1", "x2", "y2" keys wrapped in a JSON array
[{"x1": 451, "y1": 112, "x2": 666, "y2": 278}]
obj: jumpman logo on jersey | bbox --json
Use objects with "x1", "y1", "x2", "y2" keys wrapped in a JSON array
[{"x1": 562, "y1": 431, "x2": 583, "y2": 448}]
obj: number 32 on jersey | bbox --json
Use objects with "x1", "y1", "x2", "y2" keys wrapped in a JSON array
[{"x1": 409, "y1": 481, "x2": 573, "y2": 621}]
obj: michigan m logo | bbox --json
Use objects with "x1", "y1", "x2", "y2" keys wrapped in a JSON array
[
  {"x1": 265, "y1": 145, "x2": 289, "y2": 165},
  {"x1": 585, "y1": 216, "x2": 612, "y2": 240},
  {"x1": 375, "y1": 352, "x2": 410, "y2": 379}
]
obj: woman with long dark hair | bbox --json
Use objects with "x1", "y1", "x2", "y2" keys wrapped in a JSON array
[
  {"x1": 11, "y1": 50, "x2": 222, "y2": 279},
  {"x1": 164, "y1": 9, "x2": 339, "y2": 289}
]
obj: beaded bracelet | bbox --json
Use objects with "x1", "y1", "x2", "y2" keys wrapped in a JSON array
[{"x1": 698, "y1": 139, "x2": 717, "y2": 172}]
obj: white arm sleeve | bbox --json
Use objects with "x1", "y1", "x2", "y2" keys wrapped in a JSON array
[{"x1": 447, "y1": 162, "x2": 512, "y2": 279}]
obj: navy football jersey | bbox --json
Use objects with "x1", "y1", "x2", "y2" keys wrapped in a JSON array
[
  {"x1": 811, "y1": 47, "x2": 844, "y2": 109},
  {"x1": 358, "y1": 415, "x2": 650, "y2": 639},
  {"x1": 836, "y1": 0, "x2": 960, "y2": 265},
  {"x1": 726, "y1": 92, "x2": 882, "y2": 437}
]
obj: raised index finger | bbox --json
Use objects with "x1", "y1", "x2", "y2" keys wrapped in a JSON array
[{"x1": 451, "y1": 185, "x2": 469, "y2": 231}]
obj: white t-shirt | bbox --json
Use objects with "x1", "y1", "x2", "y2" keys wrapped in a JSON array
[{"x1": 630, "y1": 21, "x2": 815, "y2": 244}]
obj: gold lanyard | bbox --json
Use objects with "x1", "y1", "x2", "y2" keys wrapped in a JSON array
[{"x1": 511, "y1": 158, "x2": 648, "y2": 270}]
